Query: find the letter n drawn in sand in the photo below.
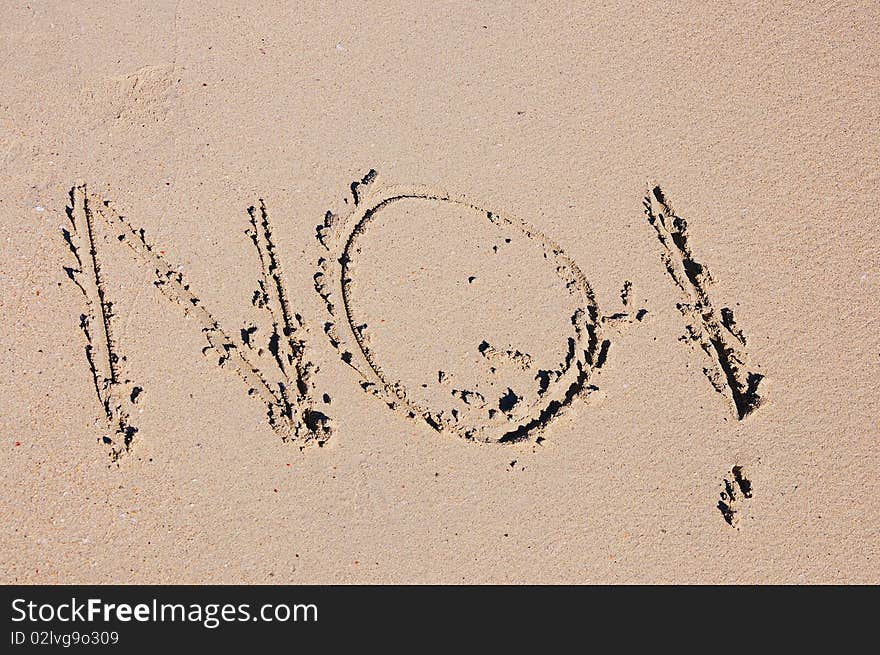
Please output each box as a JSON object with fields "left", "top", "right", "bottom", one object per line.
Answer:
{"left": 63, "top": 185, "right": 332, "bottom": 461}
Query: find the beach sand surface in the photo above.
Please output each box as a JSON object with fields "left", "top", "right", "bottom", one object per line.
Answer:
{"left": 1, "top": 1, "right": 878, "bottom": 583}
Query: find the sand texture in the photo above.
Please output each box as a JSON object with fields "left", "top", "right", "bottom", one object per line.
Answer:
{"left": 1, "top": 2, "right": 878, "bottom": 583}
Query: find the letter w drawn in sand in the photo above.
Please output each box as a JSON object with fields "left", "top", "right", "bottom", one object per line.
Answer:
{"left": 64, "top": 186, "right": 332, "bottom": 461}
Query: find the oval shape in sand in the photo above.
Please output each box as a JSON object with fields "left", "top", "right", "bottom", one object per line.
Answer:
{"left": 317, "top": 186, "right": 602, "bottom": 442}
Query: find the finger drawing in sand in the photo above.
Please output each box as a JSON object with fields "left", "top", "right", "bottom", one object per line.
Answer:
{"left": 63, "top": 185, "right": 332, "bottom": 461}
{"left": 62, "top": 187, "right": 141, "bottom": 461}
{"left": 717, "top": 465, "right": 754, "bottom": 528}
{"left": 10, "top": 4, "right": 874, "bottom": 588}
{"left": 63, "top": 174, "right": 765, "bottom": 460}
{"left": 315, "top": 171, "right": 640, "bottom": 443}
{"left": 644, "top": 186, "right": 765, "bottom": 419}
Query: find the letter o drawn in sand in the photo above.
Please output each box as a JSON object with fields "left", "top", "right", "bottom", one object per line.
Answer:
{"left": 315, "top": 172, "right": 605, "bottom": 443}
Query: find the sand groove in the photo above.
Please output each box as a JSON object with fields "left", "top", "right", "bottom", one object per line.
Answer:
{"left": 246, "top": 200, "right": 332, "bottom": 442}
{"left": 63, "top": 186, "right": 331, "bottom": 456}
{"left": 645, "top": 186, "right": 765, "bottom": 419}
{"left": 63, "top": 186, "right": 139, "bottom": 460}
{"left": 314, "top": 171, "right": 607, "bottom": 443}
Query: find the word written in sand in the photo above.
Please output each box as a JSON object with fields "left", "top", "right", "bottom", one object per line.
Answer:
{"left": 62, "top": 173, "right": 765, "bottom": 461}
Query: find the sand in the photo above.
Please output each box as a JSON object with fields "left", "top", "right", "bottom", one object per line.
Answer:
{"left": 1, "top": 1, "right": 878, "bottom": 583}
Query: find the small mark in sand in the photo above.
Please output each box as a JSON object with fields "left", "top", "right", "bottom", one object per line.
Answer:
{"left": 498, "top": 387, "right": 521, "bottom": 413}
{"left": 717, "top": 465, "right": 753, "bottom": 527}
{"left": 478, "top": 340, "right": 532, "bottom": 370}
